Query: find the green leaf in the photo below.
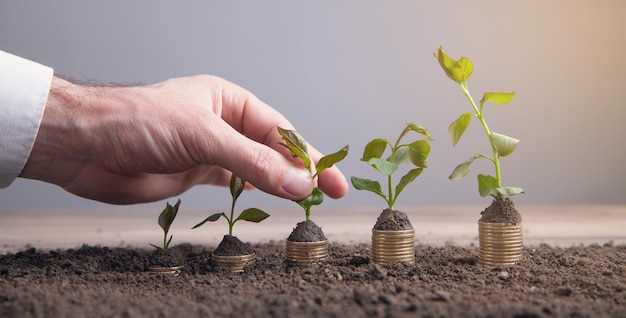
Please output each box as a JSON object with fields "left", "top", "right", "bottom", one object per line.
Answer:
{"left": 368, "top": 158, "right": 398, "bottom": 176}
{"left": 158, "top": 199, "right": 181, "bottom": 233}
{"left": 407, "top": 123, "right": 434, "bottom": 141}
{"left": 434, "top": 46, "right": 455, "bottom": 81}
{"left": 277, "top": 126, "right": 311, "bottom": 170}
{"left": 434, "top": 46, "right": 474, "bottom": 83}
{"left": 457, "top": 57, "right": 474, "bottom": 82}
{"left": 191, "top": 212, "right": 225, "bottom": 229}
{"left": 148, "top": 243, "right": 162, "bottom": 250}
{"left": 492, "top": 132, "right": 519, "bottom": 157}
{"left": 497, "top": 186, "right": 525, "bottom": 196}
{"left": 361, "top": 139, "right": 388, "bottom": 161}
{"left": 351, "top": 176, "right": 387, "bottom": 199}
{"left": 480, "top": 92, "right": 516, "bottom": 106}
{"left": 408, "top": 140, "right": 430, "bottom": 168}
{"left": 449, "top": 112, "right": 472, "bottom": 146}
{"left": 435, "top": 46, "right": 463, "bottom": 83}
{"left": 315, "top": 145, "right": 349, "bottom": 177}
{"left": 230, "top": 174, "right": 245, "bottom": 202}
{"left": 208, "top": 213, "right": 223, "bottom": 222}
{"left": 449, "top": 154, "right": 482, "bottom": 180}
{"left": 235, "top": 208, "right": 270, "bottom": 223}
{"left": 389, "top": 147, "right": 410, "bottom": 165}
{"left": 279, "top": 141, "right": 310, "bottom": 168}
{"left": 296, "top": 187, "right": 324, "bottom": 211}
{"left": 394, "top": 168, "right": 424, "bottom": 200}
{"left": 477, "top": 174, "right": 499, "bottom": 197}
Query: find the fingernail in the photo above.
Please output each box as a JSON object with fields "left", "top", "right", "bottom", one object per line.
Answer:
{"left": 282, "top": 168, "right": 314, "bottom": 198}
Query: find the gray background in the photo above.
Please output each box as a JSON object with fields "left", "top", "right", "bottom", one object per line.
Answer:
{"left": 1, "top": 1, "right": 625, "bottom": 213}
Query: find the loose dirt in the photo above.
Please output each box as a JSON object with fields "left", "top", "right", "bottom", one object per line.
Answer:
{"left": 0, "top": 241, "right": 624, "bottom": 317}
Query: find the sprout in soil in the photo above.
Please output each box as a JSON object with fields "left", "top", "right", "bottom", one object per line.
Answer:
{"left": 351, "top": 123, "right": 433, "bottom": 210}
{"left": 149, "top": 199, "right": 181, "bottom": 251}
{"left": 192, "top": 174, "right": 270, "bottom": 235}
{"left": 277, "top": 127, "right": 349, "bottom": 221}
{"left": 434, "top": 46, "right": 524, "bottom": 198}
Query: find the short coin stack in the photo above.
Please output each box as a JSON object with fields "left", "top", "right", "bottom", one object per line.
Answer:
{"left": 371, "top": 229, "right": 416, "bottom": 264}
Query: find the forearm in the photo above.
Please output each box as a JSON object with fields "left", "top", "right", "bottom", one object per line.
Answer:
{"left": 19, "top": 77, "right": 86, "bottom": 184}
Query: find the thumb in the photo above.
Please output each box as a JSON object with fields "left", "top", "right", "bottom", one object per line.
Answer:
{"left": 207, "top": 121, "right": 315, "bottom": 200}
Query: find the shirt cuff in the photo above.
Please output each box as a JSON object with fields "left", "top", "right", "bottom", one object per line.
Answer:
{"left": 0, "top": 50, "right": 54, "bottom": 188}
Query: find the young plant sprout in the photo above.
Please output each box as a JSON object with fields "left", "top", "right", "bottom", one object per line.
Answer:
{"left": 351, "top": 123, "right": 433, "bottom": 210}
{"left": 149, "top": 199, "right": 181, "bottom": 251}
{"left": 434, "top": 46, "right": 523, "bottom": 198}
{"left": 277, "top": 127, "right": 349, "bottom": 221}
{"left": 192, "top": 174, "right": 270, "bottom": 235}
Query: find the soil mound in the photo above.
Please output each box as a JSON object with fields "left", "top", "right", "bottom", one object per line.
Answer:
{"left": 480, "top": 196, "right": 522, "bottom": 224}
{"left": 212, "top": 235, "right": 254, "bottom": 256}
{"left": 373, "top": 209, "right": 414, "bottom": 230}
{"left": 287, "top": 220, "right": 327, "bottom": 242}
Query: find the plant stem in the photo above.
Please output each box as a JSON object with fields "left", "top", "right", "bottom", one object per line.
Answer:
{"left": 386, "top": 126, "right": 411, "bottom": 210}
{"left": 228, "top": 197, "right": 236, "bottom": 236}
{"left": 163, "top": 232, "right": 167, "bottom": 251}
{"left": 307, "top": 164, "right": 314, "bottom": 220}
{"left": 387, "top": 174, "right": 394, "bottom": 210}
{"left": 460, "top": 82, "right": 502, "bottom": 187}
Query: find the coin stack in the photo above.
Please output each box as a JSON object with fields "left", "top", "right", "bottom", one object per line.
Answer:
{"left": 147, "top": 265, "right": 183, "bottom": 276}
{"left": 212, "top": 253, "right": 256, "bottom": 273}
{"left": 371, "top": 229, "right": 416, "bottom": 264}
{"left": 478, "top": 221, "right": 523, "bottom": 266}
{"left": 286, "top": 240, "right": 329, "bottom": 266}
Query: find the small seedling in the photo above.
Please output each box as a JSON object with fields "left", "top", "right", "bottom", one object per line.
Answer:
{"left": 351, "top": 123, "right": 433, "bottom": 210}
{"left": 192, "top": 174, "right": 270, "bottom": 235}
{"left": 434, "top": 46, "right": 523, "bottom": 198}
{"left": 150, "top": 199, "right": 181, "bottom": 251}
{"left": 277, "top": 127, "right": 349, "bottom": 221}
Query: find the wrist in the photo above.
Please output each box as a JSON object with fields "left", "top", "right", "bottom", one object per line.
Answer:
{"left": 19, "top": 77, "right": 91, "bottom": 183}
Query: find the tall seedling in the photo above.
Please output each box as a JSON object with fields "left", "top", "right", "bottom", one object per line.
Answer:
{"left": 434, "top": 46, "right": 524, "bottom": 266}
{"left": 434, "top": 46, "right": 523, "bottom": 199}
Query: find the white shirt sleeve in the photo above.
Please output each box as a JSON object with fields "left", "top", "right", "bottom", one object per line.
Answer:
{"left": 0, "top": 50, "right": 54, "bottom": 188}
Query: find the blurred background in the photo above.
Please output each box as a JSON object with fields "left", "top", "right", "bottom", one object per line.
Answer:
{"left": 1, "top": 1, "right": 625, "bottom": 215}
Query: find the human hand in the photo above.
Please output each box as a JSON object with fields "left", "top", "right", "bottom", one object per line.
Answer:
{"left": 20, "top": 75, "right": 348, "bottom": 204}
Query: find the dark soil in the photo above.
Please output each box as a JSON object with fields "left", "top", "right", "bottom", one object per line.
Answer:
{"left": 480, "top": 196, "right": 522, "bottom": 224}
{"left": 147, "top": 248, "right": 184, "bottom": 267}
{"left": 287, "top": 220, "right": 327, "bottom": 242}
{"left": 1, "top": 242, "right": 625, "bottom": 317}
{"left": 372, "top": 209, "right": 414, "bottom": 231}
{"left": 213, "top": 235, "right": 254, "bottom": 256}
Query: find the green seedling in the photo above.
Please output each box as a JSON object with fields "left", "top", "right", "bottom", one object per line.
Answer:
{"left": 277, "top": 127, "right": 349, "bottom": 222}
{"left": 351, "top": 123, "right": 433, "bottom": 210}
{"left": 434, "top": 46, "right": 524, "bottom": 198}
{"left": 150, "top": 199, "right": 181, "bottom": 251}
{"left": 192, "top": 174, "right": 270, "bottom": 235}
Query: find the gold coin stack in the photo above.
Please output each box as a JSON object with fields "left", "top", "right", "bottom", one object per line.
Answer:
{"left": 212, "top": 253, "right": 256, "bottom": 273}
{"left": 286, "top": 240, "right": 329, "bottom": 266}
{"left": 478, "top": 221, "right": 523, "bottom": 266}
{"left": 371, "top": 229, "right": 415, "bottom": 264}
{"left": 147, "top": 265, "right": 183, "bottom": 276}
